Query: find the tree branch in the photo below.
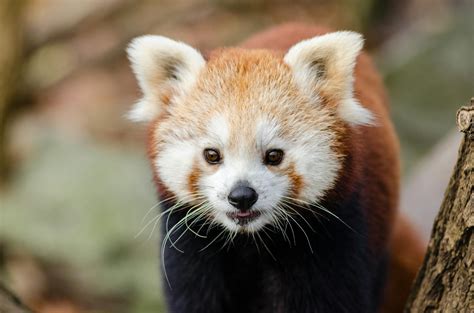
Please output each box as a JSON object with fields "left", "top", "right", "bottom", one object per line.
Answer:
{"left": 404, "top": 98, "right": 474, "bottom": 311}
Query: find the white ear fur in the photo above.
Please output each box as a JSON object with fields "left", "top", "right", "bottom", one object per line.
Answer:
{"left": 284, "top": 31, "right": 375, "bottom": 126}
{"left": 127, "top": 35, "right": 205, "bottom": 122}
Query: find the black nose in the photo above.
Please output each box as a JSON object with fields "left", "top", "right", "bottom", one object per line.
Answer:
{"left": 228, "top": 186, "right": 258, "bottom": 211}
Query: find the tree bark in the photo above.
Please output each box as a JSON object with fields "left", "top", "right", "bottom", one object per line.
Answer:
{"left": 404, "top": 99, "right": 474, "bottom": 312}
{"left": 0, "top": 282, "right": 34, "bottom": 313}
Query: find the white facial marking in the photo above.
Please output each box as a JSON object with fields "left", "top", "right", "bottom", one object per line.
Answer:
{"left": 290, "top": 136, "right": 340, "bottom": 201}
{"left": 206, "top": 114, "right": 230, "bottom": 147}
{"left": 255, "top": 118, "right": 287, "bottom": 150}
{"left": 156, "top": 141, "right": 197, "bottom": 200}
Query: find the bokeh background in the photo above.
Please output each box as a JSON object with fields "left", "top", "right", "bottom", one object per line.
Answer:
{"left": 0, "top": 0, "right": 472, "bottom": 312}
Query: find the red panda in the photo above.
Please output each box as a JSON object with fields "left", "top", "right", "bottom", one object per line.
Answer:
{"left": 127, "top": 23, "right": 424, "bottom": 313}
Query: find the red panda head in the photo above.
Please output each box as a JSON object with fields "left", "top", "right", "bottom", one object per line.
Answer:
{"left": 128, "top": 32, "right": 374, "bottom": 233}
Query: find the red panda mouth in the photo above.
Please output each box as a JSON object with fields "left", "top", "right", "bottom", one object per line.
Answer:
{"left": 226, "top": 211, "right": 262, "bottom": 226}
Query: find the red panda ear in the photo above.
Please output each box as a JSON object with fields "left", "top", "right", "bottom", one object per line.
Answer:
{"left": 284, "top": 31, "right": 375, "bottom": 126}
{"left": 127, "top": 36, "right": 205, "bottom": 122}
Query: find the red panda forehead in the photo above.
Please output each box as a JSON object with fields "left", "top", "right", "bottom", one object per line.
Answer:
{"left": 204, "top": 48, "right": 287, "bottom": 74}
{"left": 189, "top": 49, "right": 319, "bottom": 122}
{"left": 196, "top": 49, "right": 340, "bottom": 134}
{"left": 157, "top": 48, "right": 343, "bottom": 146}
{"left": 201, "top": 48, "right": 293, "bottom": 93}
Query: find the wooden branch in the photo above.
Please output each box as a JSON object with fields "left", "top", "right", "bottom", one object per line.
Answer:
{"left": 404, "top": 99, "right": 474, "bottom": 311}
{"left": 0, "top": 282, "right": 34, "bottom": 313}
{"left": 457, "top": 98, "right": 474, "bottom": 137}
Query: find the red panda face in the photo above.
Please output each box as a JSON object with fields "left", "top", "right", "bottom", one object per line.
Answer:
{"left": 128, "top": 33, "right": 374, "bottom": 233}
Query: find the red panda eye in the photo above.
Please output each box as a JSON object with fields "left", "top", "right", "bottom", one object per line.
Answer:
{"left": 264, "top": 149, "right": 284, "bottom": 166}
{"left": 204, "top": 148, "right": 222, "bottom": 164}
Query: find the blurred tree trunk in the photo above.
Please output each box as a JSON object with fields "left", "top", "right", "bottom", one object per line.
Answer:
{"left": 0, "top": 0, "right": 24, "bottom": 184}
{"left": 404, "top": 99, "right": 474, "bottom": 312}
{"left": 0, "top": 282, "right": 34, "bottom": 313}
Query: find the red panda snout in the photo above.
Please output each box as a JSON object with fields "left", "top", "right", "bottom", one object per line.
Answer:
{"left": 227, "top": 184, "right": 259, "bottom": 212}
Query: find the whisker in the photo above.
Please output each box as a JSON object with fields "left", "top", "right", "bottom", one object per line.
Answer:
{"left": 279, "top": 202, "right": 316, "bottom": 233}
{"left": 135, "top": 200, "right": 186, "bottom": 239}
{"left": 147, "top": 213, "right": 163, "bottom": 241}
{"left": 185, "top": 204, "right": 212, "bottom": 238}
{"left": 281, "top": 196, "right": 356, "bottom": 233}
{"left": 169, "top": 204, "right": 211, "bottom": 248}
{"left": 157, "top": 192, "right": 212, "bottom": 289}
{"left": 139, "top": 194, "right": 181, "bottom": 225}
{"left": 275, "top": 205, "right": 296, "bottom": 246}
{"left": 280, "top": 207, "right": 314, "bottom": 253}
{"left": 140, "top": 202, "right": 161, "bottom": 225}
{"left": 167, "top": 199, "right": 211, "bottom": 249}
{"left": 251, "top": 232, "right": 261, "bottom": 255}
{"left": 199, "top": 225, "right": 226, "bottom": 252}
{"left": 270, "top": 209, "right": 291, "bottom": 245}
{"left": 256, "top": 231, "right": 276, "bottom": 261}
{"left": 147, "top": 198, "right": 204, "bottom": 241}
{"left": 219, "top": 229, "right": 236, "bottom": 251}
{"left": 313, "top": 203, "right": 357, "bottom": 233}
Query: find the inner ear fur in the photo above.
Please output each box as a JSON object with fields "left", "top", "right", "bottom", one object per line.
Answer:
{"left": 284, "top": 31, "right": 375, "bottom": 126}
{"left": 309, "top": 57, "right": 327, "bottom": 79}
{"left": 127, "top": 35, "right": 205, "bottom": 122}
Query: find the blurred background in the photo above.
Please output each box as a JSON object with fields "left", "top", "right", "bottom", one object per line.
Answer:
{"left": 0, "top": 0, "right": 472, "bottom": 312}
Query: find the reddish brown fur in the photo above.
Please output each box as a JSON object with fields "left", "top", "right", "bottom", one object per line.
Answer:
{"left": 145, "top": 23, "right": 424, "bottom": 312}
{"left": 382, "top": 215, "right": 425, "bottom": 313}
{"left": 240, "top": 23, "right": 425, "bottom": 312}
{"left": 241, "top": 23, "right": 398, "bottom": 249}
{"left": 187, "top": 164, "right": 201, "bottom": 196}
{"left": 286, "top": 163, "right": 304, "bottom": 198}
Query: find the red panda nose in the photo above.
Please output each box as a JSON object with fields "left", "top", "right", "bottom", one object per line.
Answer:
{"left": 228, "top": 186, "right": 258, "bottom": 212}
